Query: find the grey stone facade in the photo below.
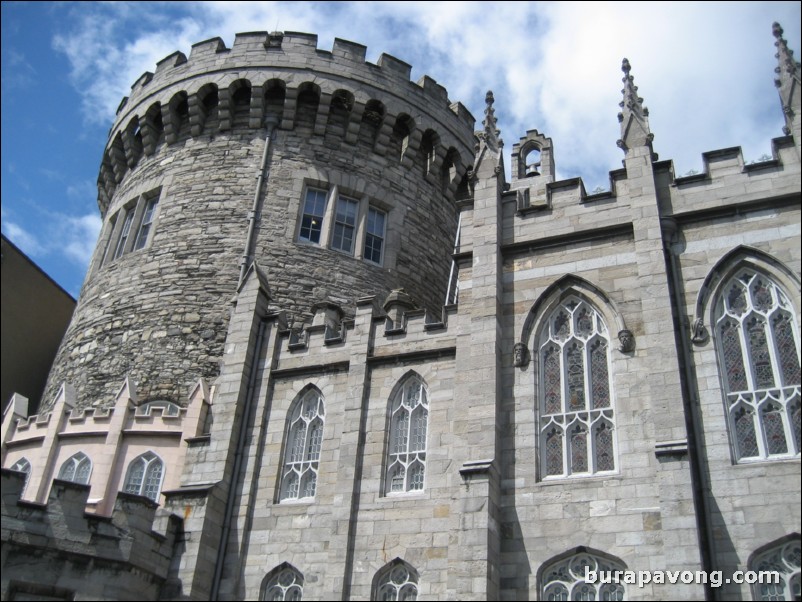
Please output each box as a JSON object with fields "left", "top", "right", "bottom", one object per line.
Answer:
{"left": 2, "top": 25, "right": 800, "bottom": 601}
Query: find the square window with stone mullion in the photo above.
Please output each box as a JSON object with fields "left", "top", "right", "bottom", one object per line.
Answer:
{"left": 364, "top": 207, "right": 386, "bottom": 264}
{"left": 133, "top": 197, "right": 159, "bottom": 250}
{"left": 331, "top": 196, "right": 359, "bottom": 254}
{"left": 112, "top": 210, "right": 135, "bottom": 259}
{"left": 299, "top": 188, "right": 328, "bottom": 244}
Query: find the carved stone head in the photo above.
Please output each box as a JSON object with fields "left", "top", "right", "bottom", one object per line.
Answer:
{"left": 513, "top": 342, "right": 529, "bottom": 367}
{"left": 617, "top": 329, "right": 635, "bottom": 353}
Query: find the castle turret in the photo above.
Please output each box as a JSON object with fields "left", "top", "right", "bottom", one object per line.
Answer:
{"left": 40, "top": 32, "right": 476, "bottom": 410}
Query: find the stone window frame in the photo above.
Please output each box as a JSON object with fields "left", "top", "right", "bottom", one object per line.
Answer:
{"left": 9, "top": 457, "right": 31, "bottom": 495}
{"left": 383, "top": 372, "right": 429, "bottom": 496}
{"left": 712, "top": 268, "right": 801, "bottom": 463}
{"left": 99, "top": 188, "right": 162, "bottom": 269}
{"left": 260, "top": 563, "right": 304, "bottom": 601}
{"left": 295, "top": 183, "right": 389, "bottom": 267}
{"left": 278, "top": 387, "right": 326, "bottom": 503}
{"left": 57, "top": 451, "right": 92, "bottom": 485}
{"left": 372, "top": 558, "right": 419, "bottom": 601}
{"left": 536, "top": 295, "right": 618, "bottom": 480}
{"left": 539, "top": 547, "right": 627, "bottom": 600}
{"left": 748, "top": 535, "right": 801, "bottom": 601}
{"left": 122, "top": 451, "right": 165, "bottom": 502}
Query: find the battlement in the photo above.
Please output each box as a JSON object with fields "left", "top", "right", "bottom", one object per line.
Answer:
{"left": 1, "top": 469, "right": 181, "bottom": 600}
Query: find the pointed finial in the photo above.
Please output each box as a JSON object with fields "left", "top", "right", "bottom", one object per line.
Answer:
{"left": 617, "top": 58, "right": 655, "bottom": 156}
{"left": 481, "top": 90, "right": 502, "bottom": 153}
{"left": 772, "top": 22, "right": 800, "bottom": 137}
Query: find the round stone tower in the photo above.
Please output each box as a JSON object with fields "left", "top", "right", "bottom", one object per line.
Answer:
{"left": 41, "top": 31, "right": 475, "bottom": 410}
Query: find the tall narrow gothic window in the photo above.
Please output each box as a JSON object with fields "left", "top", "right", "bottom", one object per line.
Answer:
{"left": 58, "top": 452, "right": 92, "bottom": 485}
{"left": 541, "top": 550, "right": 627, "bottom": 600}
{"left": 538, "top": 297, "right": 616, "bottom": 478}
{"left": 262, "top": 564, "right": 304, "bottom": 601}
{"left": 374, "top": 559, "right": 419, "bottom": 601}
{"left": 280, "top": 389, "right": 325, "bottom": 501}
{"left": 750, "top": 538, "right": 801, "bottom": 601}
{"left": 385, "top": 375, "right": 429, "bottom": 494}
{"left": 122, "top": 451, "right": 164, "bottom": 501}
{"left": 714, "top": 271, "right": 801, "bottom": 461}
{"left": 9, "top": 457, "right": 31, "bottom": 494}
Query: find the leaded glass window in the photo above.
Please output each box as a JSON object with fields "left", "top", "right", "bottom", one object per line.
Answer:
{"left": 262, "top": 565, "right": 303, "bottom": 601}
{"left": 538, "top": 297, "right": 616, "bottom": 478}
{"left": 57, "top": 452, "right": 92, "bottom": 485}
{"left": 122, "top": 451, "right": 164, "bottom": 502}
{"left": 9, "top": 457, "right": 31, "bottom": 494}
{"left": 375, "top": 560, "right": 419, "bottom": 601}
{"left": 280, "top": 389, "right": 325, "bottom": 501}
{"left": 714, "top": 271, "right": 801, "bottom": 461}
{"left": 541, "top": 551, "right": 627, "bottom": 601}
{"left": 750, "top": 538, "right": 801, "bottom": 601}
{"left": 386, "top": 375, "right": 429, "bottom": 494}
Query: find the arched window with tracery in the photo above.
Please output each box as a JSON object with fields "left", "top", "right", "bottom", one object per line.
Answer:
{"left": 280, "top": 388, "right": 325, "bottom": 501}
{"left": 540, "top": 549, "right": 626, "bottom": 600}
{"left": 122, "top": 451, "right": 164, "bottom": 502}
{"left": 9, "top": 457, "right": 31, "bottom": 494}
{"left": 261, "top": 563, "right": 304, "bottom": 601}
{"left": 714, "top": 270, "right": 801, "bottom": 461}
{"left": 373, "top": 558, "right": 419, "bottom": 601}
{"left": 58, "top": 452, "right": 92, "bottom": 484}
{"left": 538, "top": 296, "right": 616, "bottom": 478}
{"left": 749, "top": 536, "right": 801, "bottom": 601}
{"left": 385, "top": 374, "right": 429, "bottom": 494}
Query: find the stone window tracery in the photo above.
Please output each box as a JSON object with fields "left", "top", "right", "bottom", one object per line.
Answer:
{"left": 750, "top": 538, "right": 801, "bottom": 601}
{"left": 9, "top": 457, "right": 31, "bottom": 494}
{"left": 541, "top": 550, "right": 627, "bottom": 600}
{"left": 122, "top": 451, "right": 164, "bottom": 502}
{"left": 280, "top": 389, "right": 325, "bottom": 502}
{"left": 58, "top": 452, "right": 92, "bottom": 485}
{"left": 374, "top": 559, "right": 419, "bottom": 601}
{"left": 262, "top": 564, "right": 304, "bottom": 601}
{"left": 385, "top": 375, "right": 429, "bottom": 495}
{"left": 538, "top": 296, "right": 616, "bottom": 478}
{"left": 714, "top": 270, "right": 801, "bottom": 462}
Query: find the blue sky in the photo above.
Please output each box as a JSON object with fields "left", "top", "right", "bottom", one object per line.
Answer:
{"left": 2, "top": 1, "right": 800, "bottom": 297}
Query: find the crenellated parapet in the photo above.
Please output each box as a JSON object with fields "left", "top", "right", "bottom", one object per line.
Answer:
{"left": 1, "top": 469, "right": 181, "bottom": 601}
{"left": 98, "top": 31, "right": 476, "bottom": 212}
{"left": 2, "top": 376, "right": 210, "bottom": 515}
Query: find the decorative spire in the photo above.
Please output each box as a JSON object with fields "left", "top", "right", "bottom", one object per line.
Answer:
{"left": 617, "top": 58, "right": 654, "bottom": 156}
{"left": 772, "top": 22, "right": 800, "bottom": 136}
{"left": 481, "top": 90, "right": 502, "bottom": 154}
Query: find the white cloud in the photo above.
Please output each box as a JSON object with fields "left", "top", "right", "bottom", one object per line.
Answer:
{"left": 1, "top": 211, "right": 100, "bottom": 268}
{"left": 3, "top": 221, "right": 46, "bottom": 258}
{"left": 51, "top": 1, "right": 801, "bottom": 188}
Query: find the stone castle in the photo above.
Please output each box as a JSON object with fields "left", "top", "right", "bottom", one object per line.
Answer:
{"left": 1, "top": 24, "right": 800, "bottom": 601}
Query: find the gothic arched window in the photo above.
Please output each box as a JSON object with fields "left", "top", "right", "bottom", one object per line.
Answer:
{"left": 57, "top": 452, "right": 92, "bottom": 485}
{"left": 538, "top": 296, "right": 616, "bottom": 478}
{"left": 714, "top": 270, "right": 801, "bottom": 461}
{"left": 9, "top": 457, "right": 31, "bottom": 494}
{"left": 262, "top": 564, "right": 304, "bottom": 601}
{"left": 280, "top": 388, "right": 325, "bottom": 501}
{"left": 749, "top": 537, "right": 801, "bottom": 601}
{"left": 122, "top": 451, "right": 164, "bottom": 501}
{"left": 374, "top": 559, "right": 419, "bottom": 601}
{"left": 385, "top": 374, "right": 429, "bottom": 494}
{"left": 541, "top": 549, "right": 627, "bottom": 600}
